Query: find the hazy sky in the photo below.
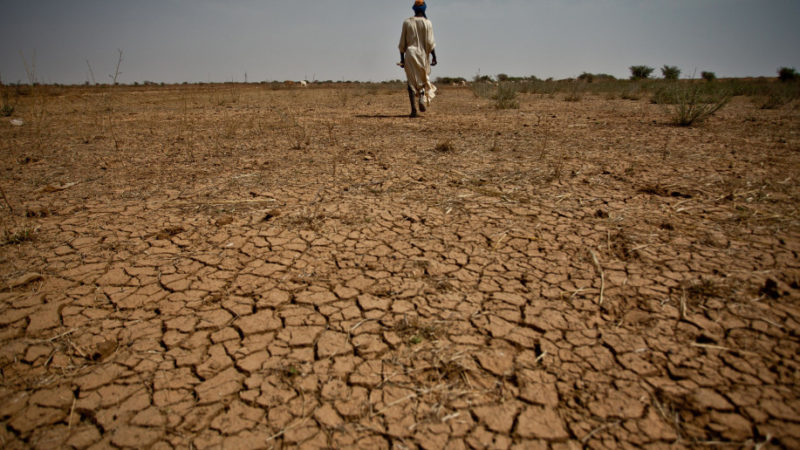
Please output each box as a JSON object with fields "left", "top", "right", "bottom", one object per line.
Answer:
{"left": 1, "top": 0, "right": 798, "bottom": 84}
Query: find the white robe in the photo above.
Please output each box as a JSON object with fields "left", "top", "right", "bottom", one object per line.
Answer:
{"left": 399, "top": 16, "right": 436, "bottom": 106}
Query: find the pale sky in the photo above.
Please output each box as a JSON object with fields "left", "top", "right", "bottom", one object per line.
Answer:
{"left": 0, "top": 0, "right": 798, "bottom": 84}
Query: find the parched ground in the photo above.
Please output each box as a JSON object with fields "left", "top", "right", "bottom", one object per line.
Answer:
{"left": 0, "top": 83, "right": 799, "bottom": 449}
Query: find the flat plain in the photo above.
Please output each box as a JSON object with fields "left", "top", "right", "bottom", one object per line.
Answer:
{"left": 1, "top": 82, "right": 799, "bottom": 449}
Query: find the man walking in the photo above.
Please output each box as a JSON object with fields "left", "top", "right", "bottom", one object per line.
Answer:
{"left": 399, "top": 0, "right": 437, "bottom": 118}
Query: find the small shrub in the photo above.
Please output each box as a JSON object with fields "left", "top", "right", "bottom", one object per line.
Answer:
{"left": 664, "top": 83, "right": 730, "bottom": 126}
{"left": 471, "top": 82, "right": 493, "bottom": 99}
{"left": 3, "top": 228, "right": 34, "bottom": 245}
{"left": 563, "top": 82, "right": 583, "bottom": 102}
{"left": 494, "top": 82, "right": 519, "bottom": 109}
{"left": 661, "top": 65, "right": 681, "bottom": 80}
{"left": 701, "top": 71, "right": 716, "bottom": 82}
{"left": 778, "top": 67, "right": 798, "bottom": 82}
{"left": 759, "top": 83, "right": 800, "bottom": 109}
{"left": 621, "top": 83, "right": 643, "bottom": 100}
{"left": 0, "top": 104, "right": 13, "bottom": 117}
{"left": 629, "top": 65, "right": 654, "bottom": 80}
{"left": 652, "top": 86, "right": 678, "bottom": 104}
{"left": 577, "top": 72, "right": 594, "bottom": 83}
{"left": 435, "top": 140, "right": 456, "bottom": 152}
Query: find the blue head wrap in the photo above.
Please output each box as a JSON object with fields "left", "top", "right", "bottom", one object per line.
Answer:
{"left": 413, "top": 3, "right": 427, "bottom": 18}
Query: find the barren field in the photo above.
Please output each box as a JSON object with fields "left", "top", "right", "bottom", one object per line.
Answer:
{"left": 1, "top": 83, "right": 799, "bottom": 449}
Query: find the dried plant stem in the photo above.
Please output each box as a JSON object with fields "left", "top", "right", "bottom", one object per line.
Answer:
{"left": 0, "top": 185, "right": 14, "bottom": 214}
{"left": 67, "top": 396, "right": 77, "bottom": 430}
{"left": 581, "top": 420, "right": 621, "bottom": 443}
{"left": 680, "top": 288, "right": 688, "bottom": 320}
{"left": 371, "top": 393, "right": 418, "bottom": 417}
{"left": 589, "top": 249, "right": 605, "bottom": 305}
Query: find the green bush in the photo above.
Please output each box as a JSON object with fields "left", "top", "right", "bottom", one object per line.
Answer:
{"left": 778, "top": 67, "right": 798, "bottom": 82}
{"left": 701, "top": 71, "right": 716, "bottom": 82}
{"left": 629, "top": 65, "right": 654, "bottom": 80}
{"left": 0, "top": 104, "right": 13, "bottom": 117}
{"left": 661, "top": 65, "right": 681, "bottom": 80}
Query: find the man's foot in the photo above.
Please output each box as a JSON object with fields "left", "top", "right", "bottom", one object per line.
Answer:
{"left": 409, "top": 111, "right": 418, "bottom": 118}
{"left": 418, "top": 99, "right": 426, "bottom": 112}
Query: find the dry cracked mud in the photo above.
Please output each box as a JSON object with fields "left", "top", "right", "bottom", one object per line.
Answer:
{"left": 1, "top": 83, "right": 799, "bottom": 449}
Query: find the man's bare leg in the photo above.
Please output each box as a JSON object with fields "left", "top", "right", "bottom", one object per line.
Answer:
{"left": 418, "top": 90, "right": 426, "bottom": 112}
{"left": 408, "top": 85, "right": 418, "bottom": 118}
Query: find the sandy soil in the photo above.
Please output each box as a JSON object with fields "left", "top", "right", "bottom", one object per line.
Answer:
{"left": 1, "top": 83, "right": 799, "bottom": 449}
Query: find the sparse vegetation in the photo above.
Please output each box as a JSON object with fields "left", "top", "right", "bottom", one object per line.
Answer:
{"left": 659, "top": 82, "right": 730, "bottom": 126}
{"left": 563, "top": 82, "right": 583, "bottom": 102}
{"left": 0, "top": 75, "right": 13, "bottom": 117}
{"left": 471, "top": 81, "right": 494, "bottom": 99}
{"left": 2, "top": 227, "right": 34, "bottom": 245}
{"left": 493, "top": 82, "right": 519, "bottom": 109}
{"left": 758, "top": 82, "right": 800, "bottom": 109}
{"left": 470, "top": 80, "right": 519, "bottom": 109}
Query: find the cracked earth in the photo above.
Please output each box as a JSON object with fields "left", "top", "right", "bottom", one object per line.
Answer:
{"left": 1, "top": 84, "right": 799, "bottom": 449}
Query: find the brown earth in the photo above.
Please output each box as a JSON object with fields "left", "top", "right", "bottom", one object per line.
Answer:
{"left": 1, "top": 83, "right": 799, "bottom": 449}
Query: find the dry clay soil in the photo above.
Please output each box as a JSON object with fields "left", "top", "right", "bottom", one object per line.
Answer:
{"left": 1, "top": 84, "right": 799, "bottom": 449}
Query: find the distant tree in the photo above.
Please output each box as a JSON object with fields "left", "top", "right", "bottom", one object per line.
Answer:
{"left": 577, "top": 72, "right": 594, "bottom": 83}
{"left": 661, "top": 65, "right": 681, "bottom": 80}
{"left": 629, "top": 65, "right": 654, "bottom": 80}
{"left": 778, "top": 67, "right": 798, "bottom": 82}
{"left": 497, "top": 73, "right": 509, "bottom": 82}
{"left": 701, "top": 71, "right": 716, "bottom": 82}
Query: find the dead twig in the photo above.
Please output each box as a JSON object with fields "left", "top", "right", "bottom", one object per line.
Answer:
{"left": 0, "top": 184, "right": 14, "bottom": 214}
{"left": 370, "top": 393, "right": 418, "bottom": 418}
{"left": 67, "top": 396, "right": 77, "bottom": 430}
{"left": 589, "top": 249, "right": 605, "bottom": 305}
{"left": 680, "top": 288, "right": 688, "bottom": 320}
{"left": 265, "top": 415, "right": 311, "bottom": 442}
{"left": 581, "top": 420, "right": 621, "bottom": 443}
